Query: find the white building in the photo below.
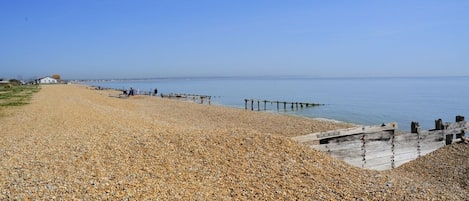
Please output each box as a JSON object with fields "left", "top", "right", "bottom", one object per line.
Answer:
{"left": 38, "top": 77, "right": 58, "bottom": 84}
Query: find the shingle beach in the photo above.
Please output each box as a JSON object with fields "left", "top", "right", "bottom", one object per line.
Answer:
{"left": 1, "top": 84, "right": 467, "bottom": 200}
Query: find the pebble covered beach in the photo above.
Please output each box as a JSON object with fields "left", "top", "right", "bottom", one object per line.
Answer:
{"left": 1, "top": 84, "right": 467, "bottom": 200}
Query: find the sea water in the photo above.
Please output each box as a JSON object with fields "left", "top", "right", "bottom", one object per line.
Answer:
{"left": 83, "top": 76, "right": 469, "bottom": 131}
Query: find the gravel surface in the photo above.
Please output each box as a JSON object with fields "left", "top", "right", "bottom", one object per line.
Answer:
{"left": 1, "top": 84, "right": 467, "bottom": 200}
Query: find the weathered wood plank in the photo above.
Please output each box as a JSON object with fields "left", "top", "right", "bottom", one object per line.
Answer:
{"left": 364, "top": 148, "right": 393, "bottom": 157}
{"left": 365, "top": 150, "right": 394, "bottom": 159}
{"left": 394, "top": 152, "right": 419, "bottom": 162}
{"left": 393, "top": 142, "right": 418, "bottom": 152}
{"left": 294, "top": 123, "right": 397, "bottom": 143}
{"left": 420, "top": 141, "right": 445, "bottom": 150}
{"left": 364, "top": 132, "right": 393, "bottom": 141}
{"left": 327, "top": 148, "right": 364, "bottom": 158}
{"left": 394, "top": 134, "right": 419, "bottom": 146}
{"left": 338, "top": 157, "right": 364, "bottom": 164}
{"left": 393, "top": 145, "right": 418, "bottom": 153}
{"left": 364, "top": 156, "right": 393, "bottom": 167}
{"left": 364, "top": 141, "right": 392, "bottom": 149}
{"left": 394, "top": 133, "right": 418, "bottom": 141}
{"left": 419, "top": 134, "right": 444, "bottom": 143}
{"left": 313, "top": 140, "right": 363, "bottom": 151}
{"left": 324, "top": 134, "right": 364, "bottom": 144}
{"left": 420, "top": 148, "right": 439, "bottom": 156}
{"left": 445, "top": 121, "right": 468, "bottom": 130}
{"left": 425, "top": 128, "right": 466, "bottom": 136}
{"left": 364, "top": 163, "right": 393, "bottom": 171}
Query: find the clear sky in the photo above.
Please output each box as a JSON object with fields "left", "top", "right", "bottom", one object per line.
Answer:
{"left": 1, "top": 0, "right": 468, "bottom": 79}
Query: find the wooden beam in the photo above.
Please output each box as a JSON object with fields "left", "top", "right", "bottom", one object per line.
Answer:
{"left": 292, "top": 123, "right": 397, "bottom": 143}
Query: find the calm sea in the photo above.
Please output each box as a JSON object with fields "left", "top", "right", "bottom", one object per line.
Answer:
{"left": 83, "top": 76, "right": 469, "bottom": 131}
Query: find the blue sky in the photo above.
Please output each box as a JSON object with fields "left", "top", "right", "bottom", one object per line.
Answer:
{"left": 1, "top": 0, "right": 468, "bottom": 79}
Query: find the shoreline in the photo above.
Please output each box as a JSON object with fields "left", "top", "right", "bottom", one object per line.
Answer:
{"left": 73, "top": 75, "right": 469, "bottom": 83}
{"left": 91, "top": 84, "right": 357, "bottom": 130}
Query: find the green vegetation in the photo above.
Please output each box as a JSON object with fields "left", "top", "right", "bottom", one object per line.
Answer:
{"left": 0, "top": 85, "right": 41, "bottom": 107}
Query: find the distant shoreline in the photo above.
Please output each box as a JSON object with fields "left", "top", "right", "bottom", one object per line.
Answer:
{"left": 70, "top": 75, "right": 469, "bottom": 83}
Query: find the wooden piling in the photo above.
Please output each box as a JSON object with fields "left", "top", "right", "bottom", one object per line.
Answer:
{"left": 445, "top": 134, "right": 453, "bottom": 145}
{"left": 435, "top": 119, "right": 444, "bottom": 130}
{"left": 456, "top": 130, "right": 465, "bottom": 140}
{"left": 456, "top": 115, "right": 465, "bottom": 139}
{"left": 243, "top": 99, "right": 324, "bottom": 111}
{"left": 411, "top": 122, "right": 419, "bottom": 133}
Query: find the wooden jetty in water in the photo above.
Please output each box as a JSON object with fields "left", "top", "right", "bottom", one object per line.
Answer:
{"left": 292, "top": 116, "right": 468, "bottom": 171}
{"left": 244, "top": 99, "right": 323, "bottom": 111}
{"left": 161, "top": 93, "right": 211, "bottom": 105}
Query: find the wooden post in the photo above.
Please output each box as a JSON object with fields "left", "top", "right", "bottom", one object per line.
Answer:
{"left": 245, "top": 99, "right": 248, "bottom": 110}
{"left": 283, "top": 102, "right": 287, "bottom": 110}
{"left": 208, "top": 96, "right": 211, "bottom": 105}
{"left": 251, "top": 99, "right": 254, "bottom": 111}
{"left": 456, "top": 130, "right": 464, "bottom": 140}
{"left": 435, "top": 119, "right": 444, "bottom": 130}
{"left": 276, "top": 101, "right": 279, "bottom": 111}
{"left": 446, "top": 134, "right": 453, "bottom": 145}
{"left": 264, "top": 100, "right": 267, "bottom": 110}
{"left": 456, "top": 115, "right": 465, "bottom": 139}
{"left": 411, "top": 122, "right": 419, "bottom": 133}
{"left": 257, "top": 100, "right": 260, "bottom": 111}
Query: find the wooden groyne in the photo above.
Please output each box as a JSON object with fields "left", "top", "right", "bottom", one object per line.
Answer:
{"left": 95, "top": 86, "right": 213, "bottom": 105}
{"left": 293, "top": 116, "right": 468, "bottom": 171}
{"left": 161, "top": 93, "right": 211, "bottom": 105}
{"left": 244, "top": 99, "right": 323, "bottom": 111}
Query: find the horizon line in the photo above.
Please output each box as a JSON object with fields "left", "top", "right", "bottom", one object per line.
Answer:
{"left": 70, "top": 74, "right": 469, "bottom": 81}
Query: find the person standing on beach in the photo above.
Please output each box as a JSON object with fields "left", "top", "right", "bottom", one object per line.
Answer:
{"left": 154, "top": 88, "right": 158, "bottom": 96}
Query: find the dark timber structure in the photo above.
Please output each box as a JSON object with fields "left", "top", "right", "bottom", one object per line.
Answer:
{"left": 161, "top": 93, "right": 211, "bottom": 105}
{"left": 244, "top": 99, "right": 323, "bottom": 111}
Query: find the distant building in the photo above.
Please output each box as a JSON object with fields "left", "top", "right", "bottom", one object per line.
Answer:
{"left": 38, "top": 77, "right": 58, "bottom": 84}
